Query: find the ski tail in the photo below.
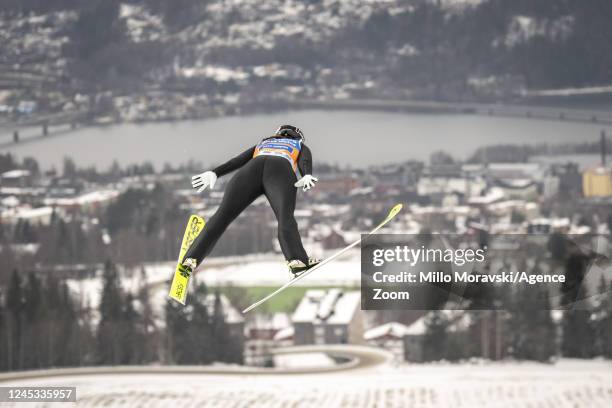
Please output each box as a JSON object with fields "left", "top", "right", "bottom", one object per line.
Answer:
{"left": 241, "top": 203, "right": 403, "bottom": 313}
{"left": 168, "top": 214, "right": 206, "bottom": 305}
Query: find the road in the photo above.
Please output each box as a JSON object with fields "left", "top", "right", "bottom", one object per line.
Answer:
{"left": 0, "top": 345, "right": 393, "bottom": 383}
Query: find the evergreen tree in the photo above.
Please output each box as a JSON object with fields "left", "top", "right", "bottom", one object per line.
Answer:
{"left": 191, "top": 284, "right": 213, "bottom": 364}
{"left": 137, "top": 267, "right": 156, "bottom": 363}
{"left": 6, "top": 270, "right": 24, "bottom": 370}
{"left": 57, "top": 280, "right": 80, "bottom": 367}
{"left": 14, "top": 220, "right": 37, "bottom": 244}
{"left": 106, "top": 188, "right": 149, "bottom": 234}
{"left": 69, "top": 0, "right": 125, "bottom": 60}
{"left": 96, "top": 260, "right": 124, "bottom": 364}
{"left": 22, "top": 157, "right": 40, "bottom": 178}
{"left": 0, "top": 288, "right": 6, "bottom": 371}
{"left": 510, "top": 285, "right": 555, "bottom": 361}
{"left": 164, "top": 283, "right": 239, "bottom": 365}
{"left": 561, "top": 250, "right": 589, "bottom": 306}
{"left": 211, "top": 290, "right": 240, "bottom": 363}
{"left": 423, "top": 311, "right": 449, "bottom": 361}
{"left": 121, "top": 293, "right": 142, "bottom": 364}
{"left": 22, "top": 272, "right": 43, "bottom": 369}
{"left": 0, "top": 153, "right": 17, "bottom": 174}
{"left": 509, "top": 262, "right": 556, "bottom": 361}
{"left": 0, "top": 270, "right": 92, "bottom": 371}
{"left": 76, "top": 294, "right": 96, "bottom": 367}
{"left": 547, "top": 232, "right": 567, "bottom": 263}
{"left": 561, "top": 308, "right": 594, "bottom": 358}
{"left": 604, "top": 281, "right": 612, "bottom": 358}
{"left": 538, "top": 293, "right": 556, "bottom": 360}
{"left": 62, "top": 157, "right": 77, "bottom": 179}
{"left": 24, "top": 272, "right": 42, "bottom": 323}
{"left": 593, "top": 276, "right": 612, "bottom": 358}
{"left": 210, "top": 291, "right": 226, "bottom": 360}
{"left": 560, "top": 251, "right": 594, "bottom": 358}
{"left": 44, "top": 275, "right": 64, "bottom": 367}
{"left": 209, "top": 290, "right": 243, "bottom": 365}
{"left": 164, "top": 299, "right": 191, "bottom": 364}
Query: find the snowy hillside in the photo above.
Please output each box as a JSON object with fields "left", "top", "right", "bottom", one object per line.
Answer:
{"left": 4, "top": 0, "right": 611, "bottom": 121}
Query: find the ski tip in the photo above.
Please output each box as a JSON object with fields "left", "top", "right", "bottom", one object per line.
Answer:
{"left": 243, "top": 298, "right": 266, "bottom": 313}
{"left": 387, "top": 203, "right": 403, "bottom": 220}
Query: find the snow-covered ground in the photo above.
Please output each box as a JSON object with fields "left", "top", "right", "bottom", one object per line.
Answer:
{"left": 273, "top": 352, "right": 336, "bottom": 369}
{"left": 0, "top": 359, "right": 610, "bottom": 407}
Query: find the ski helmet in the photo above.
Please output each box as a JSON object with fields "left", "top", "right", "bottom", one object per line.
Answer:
{"left": 275, "top": 124, "right": 304, "bottom": 141}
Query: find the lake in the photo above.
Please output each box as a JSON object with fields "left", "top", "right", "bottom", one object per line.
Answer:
{"left": 1, "top": 110, "right": 610, "bottom": 171}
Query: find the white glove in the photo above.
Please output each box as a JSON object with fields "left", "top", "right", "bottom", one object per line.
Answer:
{"left": 294, "top": 175, "right": 318, "bottom": 191}
{"left": 192, "top": 171, "right": 217, "bottom": 193}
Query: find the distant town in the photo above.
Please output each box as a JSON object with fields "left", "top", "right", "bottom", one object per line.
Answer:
{"left": 1, "top": 130, "right": 611, "bottom": 370}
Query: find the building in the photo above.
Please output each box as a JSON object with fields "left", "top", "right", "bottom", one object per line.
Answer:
{"left": 244, "top": 313, "right": 291, "bottom": 366}
{"left": 401, "top": 311, "right": 473, "bottom": 362}
{"left": 321, "top": 230, "right": 347, "bottom": 249}
{"left": 402, "top": 317, "right": 427, "bottom": 362}
{"left": 492, "top": 179, "right": 538, "bottom": 200}
{"left": 527, "top": 217, "right": 571, "bottom": 234}
{"left": 292, "top": 289, "right": 363, "bottom": 345}
{"left": 583, "top": 166, "right": 612, "bottom": 197}
{"left": 316, "top": 176, "right": 361, "bottom": 196}
{"left": 0, "top": 169, "right": 32, "bottom": 188}
{"left": 417, "top": 165, "right": 486, "bottom": 204}
{"left": 553, "top": 162, "right": 582, "bottom": 196}
{"left": 364, "top": 322, "right": 410, "bottom": 362}
{"left": 43, "top": 189, "right": 120, "bottom": 215}
{"left": 486, "top": 200, "right": 539, "bottom": 220}
{"left": 370, "top": 162, "right": 422, "bottom": 187}
{"left": 0, "top": 205, "right": 56, "bottom": 225}
{"left": 582, "top": 132, "right": 612, "bottom": 197}
{"left": 542, "top": 173, "right": 561, "bottom": 198}
{"left": 486, "top": 163, "right": 543, "bottom": 181}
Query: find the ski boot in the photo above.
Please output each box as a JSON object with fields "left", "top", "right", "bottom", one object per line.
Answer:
{"left": 179, "top": 257, "right": 197, "bottom": 278}
{"left": 288, "top": 257, "right": 321, "bottom": 278}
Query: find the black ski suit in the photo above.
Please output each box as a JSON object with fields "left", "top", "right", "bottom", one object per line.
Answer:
{"left": 183, "top": 138, "right": 312, "bottom": 266}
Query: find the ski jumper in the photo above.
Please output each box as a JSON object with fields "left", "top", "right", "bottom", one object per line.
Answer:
{"left": 183, "top": 136, "right": 313, "bottom": 265}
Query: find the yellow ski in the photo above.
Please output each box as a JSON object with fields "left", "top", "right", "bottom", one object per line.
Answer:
{"left": 168, "top": 214, "right": 206, "bottom": 305}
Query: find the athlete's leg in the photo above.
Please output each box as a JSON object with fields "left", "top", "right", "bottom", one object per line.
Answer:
{"left": 183, "top": 159, "right": 264, "bottom": 265}
{"left": 262, "top": 157, "right": 309, "bottom": 264}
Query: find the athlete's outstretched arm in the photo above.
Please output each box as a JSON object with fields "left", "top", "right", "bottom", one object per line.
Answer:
{"left": 213, "top": 145, "right": 256, "bottom": 177}
{"left": 297, "top": 144, "right": 312, "bottom": 176}
{"left": 295, "top": 144, "right": 318, "bottom": 191}
{"left": 192, "top": 145, "right": 255, "bottom": 192}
